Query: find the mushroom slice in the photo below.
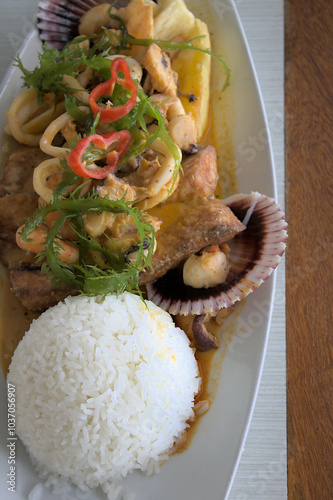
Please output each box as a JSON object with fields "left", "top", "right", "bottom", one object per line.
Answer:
{"left": 146, "top": 192, "right": 287, "bottom": 315}
{"left": 192, "top": 314, "right": 218, "bottom": 351}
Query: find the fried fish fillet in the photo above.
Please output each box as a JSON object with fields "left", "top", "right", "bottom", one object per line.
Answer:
{"left": 169, "top": 145, "right": 218, "bottom": 202}
{"left": 139, "top": 197, "right": 245, "bottom": 285}
{"left": 0, "top": 193, "right": 38, "bottom": 242}
{"left": 0, "top": 144, "right": 48, "bottom": 196}
{"left": 9, "top": 267, "right": 77, "bottom": 313}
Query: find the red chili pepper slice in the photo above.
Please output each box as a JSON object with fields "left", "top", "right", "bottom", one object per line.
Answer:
{"left": 67, "top": 130, "right": 131, "bottom": 179}
{"left": 88, "top": 57, "right": 137, "bottom": 124}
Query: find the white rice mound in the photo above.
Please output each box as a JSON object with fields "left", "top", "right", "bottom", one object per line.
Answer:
{"left": 8, "top": 292, "right": 201, "bottom": 494}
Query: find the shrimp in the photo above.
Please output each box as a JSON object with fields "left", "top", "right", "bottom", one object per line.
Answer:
{"left": 167, "top": 114, "right": 198, "bottom": 154}
{"left": 38, "top": 198, "right": 78, "bottom": 241}
{"left": 16, "top": 224, "right": 79, "bottom": 264}
{"left": 132, "top": 138, "right": 180, "bottom": 211}
{"left": 149, "top": 94, "right": 185, "bottom": 120}
{"left": 183, "top": 244, "right": 230, "bottom": 289}
{"left": 149, "top": 94, "right": 198, "bottom": 153}
{"left": 84, "top": 175, "right": 146, "bottom": 239}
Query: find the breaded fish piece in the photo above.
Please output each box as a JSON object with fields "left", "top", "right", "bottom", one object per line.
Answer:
{"left": 169, "top": 145, "right": 218, "bottom": 202}
{"left": 0, "top": 240, "right": 36, "bottom": 270}
{"left": 0, "top": 193, "right": 38, "bottom": 242}
{"left": 139, "top": 197, "right": 245, "bottom": 285}
{"left": 9, "top": 267, "right": 77, "bottom": 312}
{"left": 0, "top": 144, "right": 48, "bottom": 196}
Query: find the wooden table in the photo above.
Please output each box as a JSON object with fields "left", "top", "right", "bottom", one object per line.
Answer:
{"left": 0, "top": 1, "right": 288, "bottom": 498}
{"left": 285, "top": 0, "right": 333, "bottom": 498}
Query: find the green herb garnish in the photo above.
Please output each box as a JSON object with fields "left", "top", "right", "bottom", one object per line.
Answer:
{"left": 14, "top": 27, "right": 230, "bottom": 100}
{"left": 20, "top": 192, "right": 155, "bottom": 297}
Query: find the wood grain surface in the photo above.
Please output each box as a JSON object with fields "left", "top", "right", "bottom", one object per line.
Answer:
{"left": 0, "top": 1, "right": 288, "bottom": 497}
{"left": 285, "top": 0, "right": 333, "bottom": 498}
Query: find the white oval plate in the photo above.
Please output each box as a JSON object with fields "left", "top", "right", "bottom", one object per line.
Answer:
{"left": 0, "top": 1, "right": 277, "bottom": 499}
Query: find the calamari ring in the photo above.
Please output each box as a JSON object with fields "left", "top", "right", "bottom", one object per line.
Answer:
{"left": 6, "top": 87, "right": 65, "bottom": 146}
{"left": 84, "top": 211, "right": 116, "bottom": 239}
{"left": 33, "top": 158, "right": 64, "bottom": 203}
{"left": 137, "top": 175, "right": 179, "bottom": 211}
{"left": 145, "top": 138, "right": 180, "bottom": 197}
{"left": 39, "top": 112, "right": 79, "bottom": 158}
{"left": 62, "top": 75, "right": 90, "bottom": 104}
{"left": 33, "top": 158, "right": 92, "bottom": 204}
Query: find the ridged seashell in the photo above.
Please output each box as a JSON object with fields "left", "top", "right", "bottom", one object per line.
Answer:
{"left": 146, "top": 192, "right": 288, "bottom": 316}
{"left": 37, "top": 0, "right": 128, "bottom": 49}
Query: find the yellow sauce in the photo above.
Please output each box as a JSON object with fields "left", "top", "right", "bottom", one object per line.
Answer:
{"left": 148, "top": 200, "right": 188, "bottom": 231}
{"left": 0, "top": 268, "right": 38, "bottom": 374}
{"left": 175, "top": 300, "right": 245, "bottom": 452}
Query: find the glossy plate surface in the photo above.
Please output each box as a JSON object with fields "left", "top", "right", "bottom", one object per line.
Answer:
{"left": 0, "top": 1, "right": 277, "bottom": 498}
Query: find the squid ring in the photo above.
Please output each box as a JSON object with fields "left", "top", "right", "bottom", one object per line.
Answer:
{"left": 6, "top": 88, "right": 65, "bottom": 146}
{"left": 146, "top": 138, "right": 180, "bottom": 197}
{"left": 39, "top": 112, "right": 78, "bottom": 159}
{"left": 33, "top": 158, "right": 64, "bottom": 203}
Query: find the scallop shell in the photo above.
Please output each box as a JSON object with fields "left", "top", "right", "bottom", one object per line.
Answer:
{"left": 146, "top": 192, "right": 288, "bottom": 316}
{"left": 37, "top": 0, "right": 127, "bottom": 49}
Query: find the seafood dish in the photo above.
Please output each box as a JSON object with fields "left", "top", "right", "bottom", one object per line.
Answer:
{"left": 0, "top": 0, "right": 287, "bottom": 498}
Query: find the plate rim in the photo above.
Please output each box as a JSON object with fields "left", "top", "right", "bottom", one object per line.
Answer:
{"left": 0, "top": 2, "right": 279, "bottom": 497}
